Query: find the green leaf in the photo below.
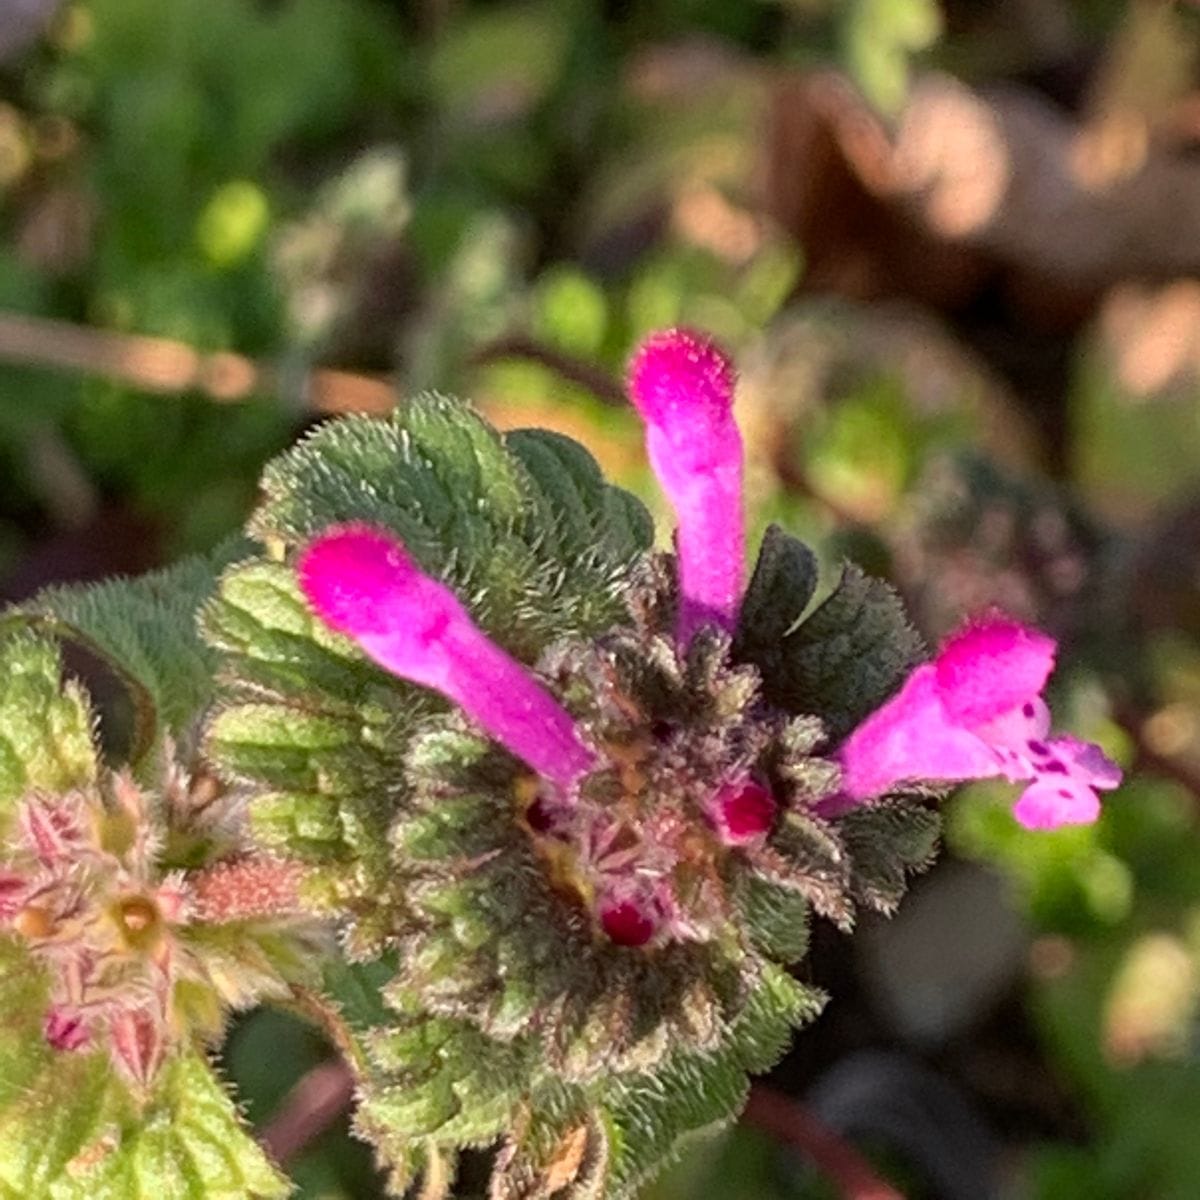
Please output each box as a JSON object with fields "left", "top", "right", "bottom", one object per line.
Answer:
{"left": 0, "top": 940, "right": 288, "bottom": 1200}
{"left": 600, "top": 964, "right": 824, "bottom": 1198}
{"left": 7, "top": 541, "right": 246, "bottom": 756}
{"left": 202, "top": 561, "right": 435, "bottom": 875}
{"left": 202, "top": 559, "right": 419, "bottom": 713}
{"left": 505, "top": 428, "right": 654, "bottom": 566}
{"left": 841, "top": 799, "right": 942, "bottom": 914}
{"left": 204, "top": 701, "right": 395, "bottom": 869}
{"left": 0, "top": 634, "right": 95, "bottom": 829}
{"left": 734, "top": 525, "right": 818, "bottom": 655}
{"left": 765, "top": 563, "right": 923, "bottom": 737}
{"left": 245, "top": 396, "right": 651, "bottom": 658}
{"left": 736, "top": 875, "right": 812, "bottom": 964}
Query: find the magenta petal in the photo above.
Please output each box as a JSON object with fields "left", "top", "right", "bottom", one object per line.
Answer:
{"left": 837, "top": 665, "right": 1002, "bottom": 800}
{"left": 627, "top": 328, "right": 744, "bottom": 645}
{"left": 973, "top": 697, "right": 1051, "bottom": 752}
{"left": 935, "top": 617, "right": 1057, "bottom": 727}
{"left": 1047, "top": 736, "right": 1123, "bottom": 790}
{"left": 709, "top": 779, "right": 777, "bottom": 844}
{"left": 598, "top": 895, "right": 659, "bottom": 946}
{"left": 1013, "top": 778, "right": 1101, "bottom": 830}
{"left": 300, "top": 525, "right": 594, "bottom": 789}
{"left": 0, "top": 871, "right": 27, "bottom": 920}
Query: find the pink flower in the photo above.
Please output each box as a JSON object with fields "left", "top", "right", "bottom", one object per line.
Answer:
{"left": 628, "top": 329, "right": 743, "bottom": 646}
{"left": 835, "top": 616, "right": 1121, "bottom": 829}
{"left": 295, "top": 331, "right": 1114, "bottom": 960}
{"left": 299, "top": 524, "right": 595, "bottom": 790}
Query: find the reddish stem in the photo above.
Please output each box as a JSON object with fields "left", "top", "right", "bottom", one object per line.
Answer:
{"left": 258, "top": 1059, "right": 355, "bottom": 1166}
{"left": 743, "top": 1085, "right": 904, "bottom": 1200}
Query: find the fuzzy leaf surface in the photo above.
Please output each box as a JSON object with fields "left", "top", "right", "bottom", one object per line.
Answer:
{"left": 600, "top": 964, "right": 825, "bottom": 1198}
{"left": 764, "top": 563, "right": 923, "bottom": 737}
{"left": 735, "top": 524, "right": 819, "bottom": 655}
{"left": 11, "top": 542, "right": 245, "bottom": 746}
{"left": 246, "top": 398, "right": 652, "bottom": 658}
{"left": 0, "top": 940, "right": 288, "bottom": 1200}
{"left": 0, "top": 635, "right": 95, "bottom": 832}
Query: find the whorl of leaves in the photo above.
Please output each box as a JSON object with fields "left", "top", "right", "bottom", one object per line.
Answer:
{"left": 200, "top": 397, "right": 939, "bottom": 1199}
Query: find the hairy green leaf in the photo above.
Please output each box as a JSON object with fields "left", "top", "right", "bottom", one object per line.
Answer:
{"left": 13, "top": 542, "right": 245, "bottom": 737}
{"left": 0, "top": 635, "right": 95, "bottom": 830}
{"left": 735, "top": 525, "right": 819, "bottom": 655}
{"left": 765, "top": 563, "right": 923, "bottom": 737}
{"left": 0, "top": 941, "right": 288, "bottom": 1200}
{"left": 245, "top": 397, "right": 652, "bottom": 658}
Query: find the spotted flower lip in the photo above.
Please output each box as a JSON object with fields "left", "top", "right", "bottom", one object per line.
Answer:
{"left": 834, "top": 615, "right": 1122, "bottom": 829}
{"left": 299, "top": 523, "right": 596, "bottom": 790}
{"left": 627, "top": 328, "right": 744, "bottom": 646}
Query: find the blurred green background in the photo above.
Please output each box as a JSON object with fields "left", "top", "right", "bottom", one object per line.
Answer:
{"left": 3, "top": 0, "right": 1200, "bottom": 1196}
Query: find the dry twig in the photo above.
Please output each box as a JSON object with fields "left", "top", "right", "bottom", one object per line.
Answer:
{"left": 0, "top": 311, "right": 396, "bottom": 414}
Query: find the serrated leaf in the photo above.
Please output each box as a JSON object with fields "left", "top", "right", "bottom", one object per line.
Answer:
{"left": 766, "top": 563, "right": 923, "bottom": 737}
{"left": 755, "top": 811, "right": 854, "bottom": 929}
{"left": 0, "top": 940, "right": 288, "bottom": 1200}
{"left": 505, "top": 429, "right": 653, "bottom": 565}
{"left": 840, "top": 799, "right": 941, "bottom": 914}
{"left": 492, "top": 1101, "right": 607, "bottom": 1200}
{"left": 9, "top": 541, "right": 246, "bottom": 755}
{"left": 734, "top": 525, "right": 819, "bottom": 656}
{"left": 736, "top": 875, "right": 812, "bottom": 963}
{"left": 0, "top": 635, "right": 95, "bottom": 830}
{"left": 203, "top": 559, "right": 416, "bottom": 712}
{"left": 204, "top": 702, "right": 396, "bottom": 871}
{"left": 243, "top": 397, "right": 651, "bottom": 659}
{"left": 600, "top": 964, "right": 824, "bottom": 1198}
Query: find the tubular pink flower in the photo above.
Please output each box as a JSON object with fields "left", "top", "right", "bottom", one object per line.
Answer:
{"left": 835, "top": 615, "right": 1121, "bottom": 830}
{"left": 299, "top": 524, "right": 595, "bottom": 790}
{"left": 628, "top": 328, "right": 744, "bottom": 645}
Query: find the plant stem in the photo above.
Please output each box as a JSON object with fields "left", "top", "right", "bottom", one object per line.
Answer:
{"left": 743, "top": 1084, "right": 904, "bottom": 1200}
{"left": 258, "top": 1059, "right": 355, "bottom": 1167}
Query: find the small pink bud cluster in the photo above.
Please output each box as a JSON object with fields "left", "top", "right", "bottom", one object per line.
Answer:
{"left": 0, "top": 772, "right": 311, "bottom": 1087}
{"left": 298, "top": 328, "right": 1121, "bottom": 947}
